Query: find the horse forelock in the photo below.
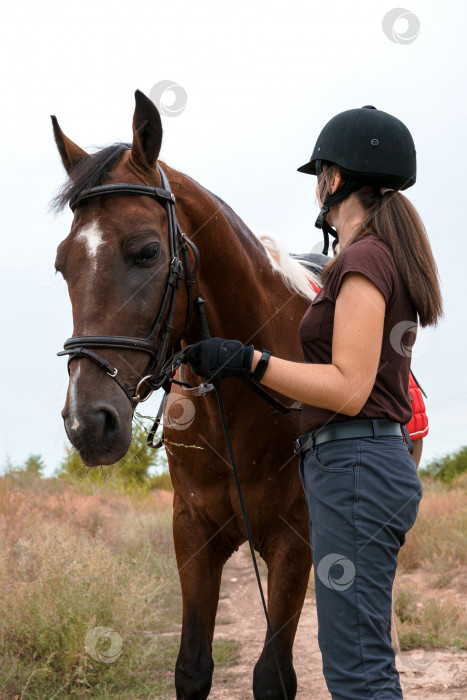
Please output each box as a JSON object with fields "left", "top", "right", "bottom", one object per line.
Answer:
{"left": 51, "top": 143, "right": 131, "bottom": 213}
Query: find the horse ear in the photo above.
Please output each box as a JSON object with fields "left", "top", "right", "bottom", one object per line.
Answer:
{"left": 130, "top": 89, "right": 163, "bottom": 172}
{"left": 51, "top": 116, "right": 89, "bottom": 173}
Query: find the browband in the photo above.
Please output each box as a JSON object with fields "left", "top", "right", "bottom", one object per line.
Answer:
{"left": 69, "top": 183, "right": 175, "bottom": 212}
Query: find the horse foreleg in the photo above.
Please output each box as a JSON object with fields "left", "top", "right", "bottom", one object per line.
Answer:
{"left": 253, "top": 527, "right": 312, "bottom": 700}
{"left": 173, "top": 504, "right": 231, "bottom": 700}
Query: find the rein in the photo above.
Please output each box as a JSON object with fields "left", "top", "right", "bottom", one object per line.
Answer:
{"left": 192, "top": 300, "right": 290, "bottom": 700}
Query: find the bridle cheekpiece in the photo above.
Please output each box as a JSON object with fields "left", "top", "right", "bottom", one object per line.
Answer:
{"left": 58, "top": 166, "right": 200, "bottom": 407}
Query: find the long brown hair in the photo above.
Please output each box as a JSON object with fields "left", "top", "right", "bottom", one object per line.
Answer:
{"left": 319, "top": 163, "right": 443, "bottom": 327}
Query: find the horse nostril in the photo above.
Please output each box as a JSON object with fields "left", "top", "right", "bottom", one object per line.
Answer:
{"left": 96, "top": 407, "right": 119, "bottom": 442}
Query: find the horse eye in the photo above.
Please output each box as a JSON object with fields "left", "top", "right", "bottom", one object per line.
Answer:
{"left": 135, "top": 244, "right": 160, "bottom": 264}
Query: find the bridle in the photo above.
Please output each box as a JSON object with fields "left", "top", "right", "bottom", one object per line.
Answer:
{"left": 58, "top": 165, "right": 200, "bottom": 406}
{"left": 58, "top": 163, "right": 301, "bottom": 450}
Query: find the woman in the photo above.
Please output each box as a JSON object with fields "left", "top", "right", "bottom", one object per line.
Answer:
{"left": 181, "top": 105, "right": 443, "bottom": 699}
{"left": 263, "top": 233, "right": 429, "bottom": 468}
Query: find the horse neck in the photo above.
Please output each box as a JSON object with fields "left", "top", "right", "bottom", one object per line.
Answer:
{"left": 172, "top": 171, "right": 307, "bottom": 353}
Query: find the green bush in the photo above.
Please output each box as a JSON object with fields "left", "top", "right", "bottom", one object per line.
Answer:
{"left": 1, "top": 454, "right": 46, "bottom": 478}
{"left": 23, "top": 454, "right": 46, "bottom": 476}
{"left": 1, "top": 419, "right": 174, "bottom": 494}
{"left": 148, "top": 470, "right": 173, "bottom": 491}
{"left": 420, "top": 445, "right": 467, "bottom": 485}
{"left": 57, "top": 420, "right": 171, "bottom": 492}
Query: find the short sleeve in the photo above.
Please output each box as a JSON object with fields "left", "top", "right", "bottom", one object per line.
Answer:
{"left": 328, "top": 238, "right": 395, "bottom": 304}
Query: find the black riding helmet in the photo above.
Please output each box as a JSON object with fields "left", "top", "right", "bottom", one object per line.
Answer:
{"left": 298, "top": 105, "right": 417, "bottom": 254}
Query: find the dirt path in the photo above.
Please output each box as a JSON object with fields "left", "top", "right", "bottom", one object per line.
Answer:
{"left": 210, "top": 544, "right": 467, "bottom": 699}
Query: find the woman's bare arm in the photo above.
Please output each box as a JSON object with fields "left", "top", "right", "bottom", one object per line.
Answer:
{"left": 251, "top": 272, "right": 386, "bottom": 416}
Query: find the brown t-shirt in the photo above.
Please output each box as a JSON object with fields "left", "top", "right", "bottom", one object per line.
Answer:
{"left": 298, "top": 236, "right": 417, "bottom": 434}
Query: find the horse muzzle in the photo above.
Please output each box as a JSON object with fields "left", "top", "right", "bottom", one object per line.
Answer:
{"left": 62, "top": 395, "right": 133, "bottom": 468}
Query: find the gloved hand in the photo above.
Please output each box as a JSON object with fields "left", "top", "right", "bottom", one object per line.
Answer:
{"left": 180, "top": 337, "right": 254, "bottom": 383}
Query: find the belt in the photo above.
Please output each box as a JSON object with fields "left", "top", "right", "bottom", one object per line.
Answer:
{"left": 294, "top": 418, "right": 405, "bottom": 456}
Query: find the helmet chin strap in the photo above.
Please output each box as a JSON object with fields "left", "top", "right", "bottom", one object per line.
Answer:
{"left": 314, "top": 159, "right": 367, "bottom": 255}
{"left": 315, "top": 205, "right": 338, "bottom": 256}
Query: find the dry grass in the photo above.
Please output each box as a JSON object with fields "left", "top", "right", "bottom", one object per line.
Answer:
{"left": 0, "top": 473, "right": 235, "bottom": 699}
{"left": 0, "top": 470, "right": 465, "bottom": 696}
{"left": 394, "top": 584, "right": 467, "bottom": 650}
{"left": 398, "top": 476, "right": 467, "bottom": 574}
{"left": 394, "top": 476, "right": 467, "bottom": 651}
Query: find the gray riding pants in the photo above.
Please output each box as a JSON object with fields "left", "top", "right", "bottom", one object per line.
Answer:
{"left": 299, "top": 423, "right": 423, "bottom": 699}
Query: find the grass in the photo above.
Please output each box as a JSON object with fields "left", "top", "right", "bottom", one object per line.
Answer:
{"left": 0, "top": 469, "right": 465, "bottom": 696}
{"left": 392, "top": 476, "right": 467, "bottom": 651}
{"left": 0, "top": 474, "right": 234, "bottom": 699}
{"left": 397, "top": 475, "right": 467, "bottom": 574}
{"left": 212, "top": 639, "right": 240, "bottom": 685}
{"left": 394, "top": 585, "right": 467, "bottom": 650}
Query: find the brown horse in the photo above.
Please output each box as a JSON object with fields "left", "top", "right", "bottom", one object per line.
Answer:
{"left": 52, "top": 90, "right": 317, "bottom": 699}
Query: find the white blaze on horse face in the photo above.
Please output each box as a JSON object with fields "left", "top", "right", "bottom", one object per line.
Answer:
{"left": 69, "top": 365, "right": 81, "bottom": 429}
{"left": 76, "top": 221, "right": 105, "bottom": 270}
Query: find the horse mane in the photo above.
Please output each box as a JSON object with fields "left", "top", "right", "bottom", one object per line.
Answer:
{"left": 258, "top": 235, "right": 320, "bottom": 302}
{"left": 51, "top": 145, "right": 320, "bottom": 303}
{"left": 186, "top": 182, "right": 321, "bottom": 304}
{"left": 167, "top": 172, "right": 320, "bottom": 304}
{"left": 50, "top": 143, "right": 130, "bottom": 213}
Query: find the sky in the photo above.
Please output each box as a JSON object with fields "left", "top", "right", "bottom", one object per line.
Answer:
{"left": 1, "top": 0, "right": 465, "bottom": 475}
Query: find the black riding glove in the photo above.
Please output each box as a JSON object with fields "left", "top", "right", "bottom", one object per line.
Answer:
{"left": 180, "top": 337, "right": 254, "bottom": 384}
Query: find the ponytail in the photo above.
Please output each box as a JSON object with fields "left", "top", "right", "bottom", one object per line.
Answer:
{"left": 321, "top": 165, "right": 443, "bottom": 327}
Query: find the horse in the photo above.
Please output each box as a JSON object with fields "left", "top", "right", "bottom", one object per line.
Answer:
{"left": 52, "top": 90, "right": 320, "bottom": 699}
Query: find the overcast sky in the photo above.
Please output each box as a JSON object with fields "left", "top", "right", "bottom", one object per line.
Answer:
{"left": 1, "top": 0, "right": 465, "bottom": 475}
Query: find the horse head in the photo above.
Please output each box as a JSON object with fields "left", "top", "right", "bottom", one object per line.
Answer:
{"left": 53, "top": 91, "right": 193, "bottom": 466}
